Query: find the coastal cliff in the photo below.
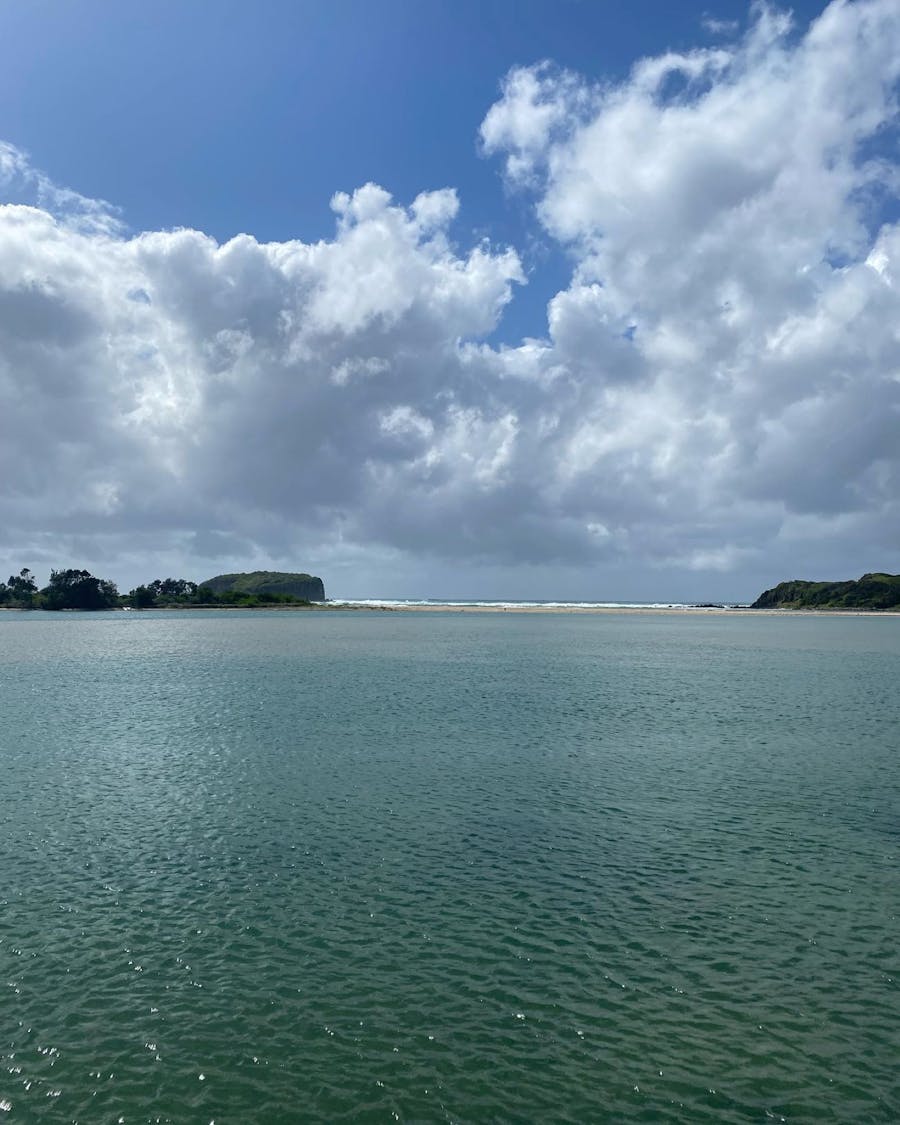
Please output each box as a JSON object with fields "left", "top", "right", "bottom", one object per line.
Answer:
{"left": 751, "top": 572, "right": 900, "bottom": 610}
{"left": 200, "top": 571, "right": 326, "bottom": 601}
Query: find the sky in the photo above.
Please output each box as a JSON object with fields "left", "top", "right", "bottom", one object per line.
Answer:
{"left": 1, "top": 0, "right": 899, "bottom": 601}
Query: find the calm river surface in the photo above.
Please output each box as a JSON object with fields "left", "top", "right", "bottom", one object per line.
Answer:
{"left": 1, "top": 610, "right": 897, "bottom": 1123}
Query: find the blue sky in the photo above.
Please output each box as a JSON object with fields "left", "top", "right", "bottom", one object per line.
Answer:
{"left": 0, "top": 0, "right": 829, "bottom": 341}
{"left": 1, "top": 1, "right": 817, "bottom": 233}
{"left": 1, "top": 1, "right": 899, "bottom": 599}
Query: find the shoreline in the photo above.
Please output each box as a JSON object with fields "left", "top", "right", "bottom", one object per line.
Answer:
{"left": 3, "top": 603, "right": 899, "bottom": 616}
{"left": 331, "top": 603, "right": 900, "bottom": 616}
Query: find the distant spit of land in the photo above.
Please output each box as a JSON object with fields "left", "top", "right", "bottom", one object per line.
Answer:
{"left": 4, "top": 567, "right": 900, "bottom": 614}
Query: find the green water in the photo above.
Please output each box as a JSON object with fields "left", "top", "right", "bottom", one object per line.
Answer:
{"left": 1, "top": 610, "right": 897, "bottom": 1123}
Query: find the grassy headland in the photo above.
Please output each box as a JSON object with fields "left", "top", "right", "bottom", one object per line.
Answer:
{"left": 751, "top": 572, "right": 900, "bottom": 610}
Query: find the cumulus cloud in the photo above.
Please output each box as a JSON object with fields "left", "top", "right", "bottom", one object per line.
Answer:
{"left": 1, "top": 0, "right": 900, "bottom": 596}
{"left": 0, "top": 165, "right": 528, "bottom": 584}
{"left": 478, "top": 0, "right": 900, "bottom": 578}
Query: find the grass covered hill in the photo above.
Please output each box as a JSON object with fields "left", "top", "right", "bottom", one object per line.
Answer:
{"left": 751, "top": 572, "right": 900, "bottom": 610}
{"left": 199, "top": 571, "right": 325, "bottom": 601}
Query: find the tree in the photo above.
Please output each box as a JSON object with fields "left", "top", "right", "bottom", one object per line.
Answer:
{"left": 42, "top": 569, "right": 119, "bottom": 611}
{"left": 158, "top": 577, "right": 197, "bottom": 599}
{"left": 125, "top": 577, "right": 200, "bottom": 607}
{"left": 128, "top": 584, "right": 157, "bottom": 608}
{"left": 4, "top": 568, "right": 38, "bottom": 608}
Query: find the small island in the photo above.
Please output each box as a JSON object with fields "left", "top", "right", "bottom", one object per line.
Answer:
{"left": 752, "top": 572, "right": 900, "bottom": 610}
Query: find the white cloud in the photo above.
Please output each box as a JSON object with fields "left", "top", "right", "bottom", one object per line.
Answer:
{"left": 475, "top": 0, "right": 900, "bottom": 582}
{"left": 701, "top": 16, "right": 740, "bottom": 37}
{"left": 0, "top": 166, "right": 529, "bottom": 586}
{"left": 0, "top": 140, "right": 122, "bottom": 235}
{"left": 1, "top": 0, "right": 900, "bottom": 597}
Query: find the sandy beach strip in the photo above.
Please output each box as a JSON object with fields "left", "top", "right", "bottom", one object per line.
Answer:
{"left": 3, "top": 603, "right": 896, "bottom": 616}
{"left": 331, "top": 602, "right": 900, "bottom": 616}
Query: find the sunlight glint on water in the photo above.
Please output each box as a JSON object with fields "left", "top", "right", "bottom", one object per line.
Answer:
{"left": 1, "top": 610, "right": 897, "bottom": 1123}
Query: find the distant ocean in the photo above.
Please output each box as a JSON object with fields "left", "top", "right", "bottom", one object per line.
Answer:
{"left": 1, "top": 609, "right": 897, "bottom": 1122}
{"left": 327, "top": 598, "right": 746, "bottom": 609}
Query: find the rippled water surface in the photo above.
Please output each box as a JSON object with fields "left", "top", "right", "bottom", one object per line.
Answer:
{"left": 1, "top": 610, "right": 898, "bottom": 1123}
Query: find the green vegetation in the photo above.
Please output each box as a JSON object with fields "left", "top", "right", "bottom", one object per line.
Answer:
{"left": 128, "top": 577, "right": 199, "bottom": 608}
{"left": 0, "top": 567, "right": 119, "bottom": 610}
{"left": 200, "top": 570, "right": 325, "bottom": 601}
{"left": 0, "top": 568, "right": 39, "bottom": 608}
{"left": 1, "top": 567, "right": 324, "bottom": 610}
{"left": 126, "top": 577, "right": 314, "bottom": 608}
{"left": 43, "top": 568, "right": 119, "bottom": 610}
{"left": 752, "top": 572, "right": 900, "bottom": 610}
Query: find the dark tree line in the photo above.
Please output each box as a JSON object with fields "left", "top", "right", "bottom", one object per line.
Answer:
{"left": 129, "top": 577, "right": 199, "bottom": 607}
{"left": 43, "top": 569, "right": 120, "bottom": 610}
{"left": 0, "top": 568, "right": 119, "bottom": 610}
{"left": 1, "top": 568, "right": 311, "bottom": 610}
{"left": 127, "top": 579, "right": 310, "bottom": 607}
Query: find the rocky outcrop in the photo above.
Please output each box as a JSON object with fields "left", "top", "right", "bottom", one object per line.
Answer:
{"left": 200, "top": 570, "right": 325, "bottom": 601}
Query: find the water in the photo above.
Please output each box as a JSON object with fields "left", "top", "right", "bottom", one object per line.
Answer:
{"left": 0, "top": 610, "right": 897, "bottom": 1123}
{"left": 327, "top": 599, "right": 719, "bottom": 609}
